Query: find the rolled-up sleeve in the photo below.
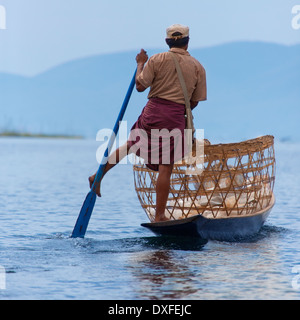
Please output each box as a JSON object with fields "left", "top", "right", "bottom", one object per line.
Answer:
{"left": 136, "top": 57, "right": 156, "bottom": 89}
{"left": 191, "top": 65, "right": 207, "bottom": 102}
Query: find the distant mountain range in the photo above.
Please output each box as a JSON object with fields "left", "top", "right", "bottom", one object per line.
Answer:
{"left": 1, "top": 42, "right": 299, "bottom": 142}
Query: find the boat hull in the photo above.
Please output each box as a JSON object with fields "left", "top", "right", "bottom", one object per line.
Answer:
{"left": 141, "top": 198, "right": 275, "bottom": 241}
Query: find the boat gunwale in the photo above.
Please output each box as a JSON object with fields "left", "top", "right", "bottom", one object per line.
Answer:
{"left": 142, "top": 193, "right": 275, "bottom": 228}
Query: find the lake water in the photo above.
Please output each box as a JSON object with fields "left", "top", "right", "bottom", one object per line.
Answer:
{"left": 0, "top": 137, "right": 300, "bottom": 300}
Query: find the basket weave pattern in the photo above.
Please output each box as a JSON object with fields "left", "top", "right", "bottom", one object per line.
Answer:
{"left": 133, "top": 135, "right": 275, "bottom": 221}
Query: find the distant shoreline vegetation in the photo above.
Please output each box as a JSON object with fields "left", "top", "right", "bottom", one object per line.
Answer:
{"left": 0, "top": 131, "right": 83, "bottom": 139}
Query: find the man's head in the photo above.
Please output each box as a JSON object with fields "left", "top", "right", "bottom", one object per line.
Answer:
{"left": 165, "top": 24, "right": 189, "bottom": 49}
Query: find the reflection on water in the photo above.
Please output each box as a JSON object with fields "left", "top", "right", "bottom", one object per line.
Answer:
{"left": 128, "top": 250, "right": 200, "bottom": 299}
{"left": 139, "top": 236, "right": 208, "bottom": 251}
{"left": 126, "top": 226, "right": 299, "bottom": 300}
{"left": 126, "top": 236, "right": 206, "bottom": 299}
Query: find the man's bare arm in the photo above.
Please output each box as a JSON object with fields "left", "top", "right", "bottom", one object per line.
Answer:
{"left": 135, "top": 49, "right": 148, "bottom": 92}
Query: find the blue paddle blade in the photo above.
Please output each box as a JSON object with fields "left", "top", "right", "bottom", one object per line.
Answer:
{"left": 71, "top": 191, "right": 97, "bottom": 238}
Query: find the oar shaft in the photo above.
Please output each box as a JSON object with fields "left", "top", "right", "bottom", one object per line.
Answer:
{"left": 71, "top": 69, "right": 137, "bottom": 238}
{"left": 92, "top": 69, "right": 137, "bottom": 187}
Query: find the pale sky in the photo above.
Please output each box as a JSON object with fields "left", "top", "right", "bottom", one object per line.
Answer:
{"left": 0, "top": 0, "right": 299, "bottom": 76}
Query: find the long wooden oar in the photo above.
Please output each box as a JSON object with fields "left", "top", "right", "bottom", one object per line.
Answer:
{"left": 71, "top": 69, "right": 137, "bottom": 238}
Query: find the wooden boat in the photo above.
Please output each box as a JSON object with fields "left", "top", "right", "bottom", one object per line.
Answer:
{"left": 133, "top": 135, "right": 276, "bottom": 241}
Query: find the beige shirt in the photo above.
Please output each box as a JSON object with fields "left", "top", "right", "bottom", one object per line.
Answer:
{"left": 137, "top": 47, "right": 207, "bottom": 105}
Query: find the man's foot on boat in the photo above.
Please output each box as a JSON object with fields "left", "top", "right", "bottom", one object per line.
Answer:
{"left": 88, "top": 175, "right": 101, "bottom": 197}
{"left": 154, "top": 215, "right": 169, "bottom": 222}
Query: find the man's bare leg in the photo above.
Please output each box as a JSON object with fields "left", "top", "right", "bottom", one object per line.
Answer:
{"left": 155, "top": 164, "right": 173, "bottom": 222}
{"left": 89, "top": 142, "right": 130, "bottom": 196}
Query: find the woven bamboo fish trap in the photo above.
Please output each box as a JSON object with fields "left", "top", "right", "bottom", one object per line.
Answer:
{"left": 133, "top": 135, "right": 275, "bottom": 222}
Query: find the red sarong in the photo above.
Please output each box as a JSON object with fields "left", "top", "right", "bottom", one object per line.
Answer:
{"left": 128, "top": 98, "right": 187, "bottom": 171}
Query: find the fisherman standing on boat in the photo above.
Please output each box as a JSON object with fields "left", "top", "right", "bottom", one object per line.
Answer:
{"left": 89, "top": 24, "right": 207, "bottom": 222}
